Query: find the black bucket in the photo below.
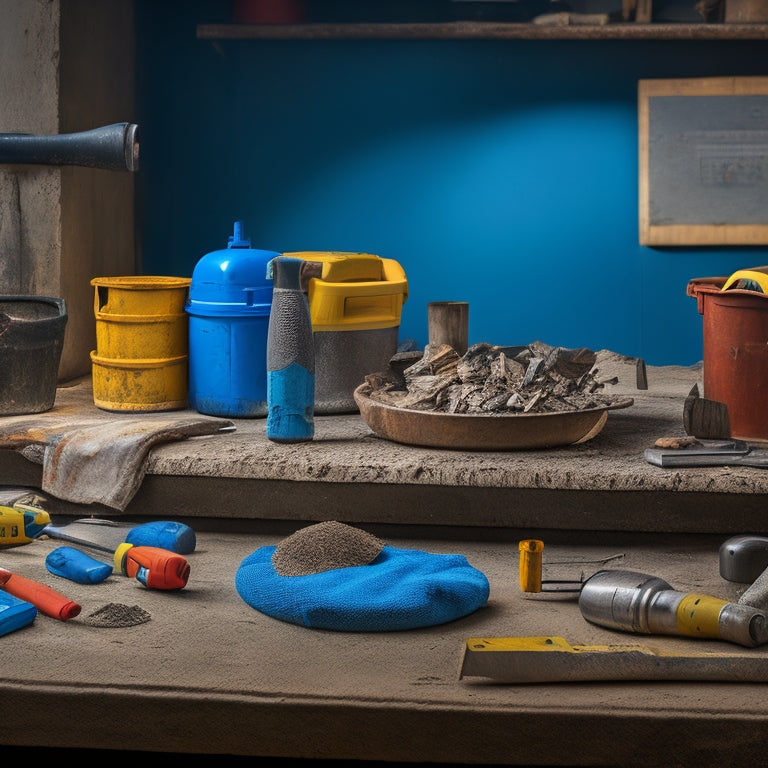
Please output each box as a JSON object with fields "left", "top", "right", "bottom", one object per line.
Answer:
{"left": 0, "top": 296, "right": 67, "bottom": 415}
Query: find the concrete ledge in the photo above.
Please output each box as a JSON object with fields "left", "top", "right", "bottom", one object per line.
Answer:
{"left": 2, "top": 364, "right": 768, "bottom": 535}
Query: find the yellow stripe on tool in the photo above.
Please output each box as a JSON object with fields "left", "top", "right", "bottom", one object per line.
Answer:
{"left": 459, "top": 636, "right": 768, "bottom": 683}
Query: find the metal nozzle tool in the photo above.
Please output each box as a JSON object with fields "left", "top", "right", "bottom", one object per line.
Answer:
{"left": 518, "top": 538, "right": 768, "bottom": 648}
{"left": 578, "top": 569, "right": 768, "bottom": 648}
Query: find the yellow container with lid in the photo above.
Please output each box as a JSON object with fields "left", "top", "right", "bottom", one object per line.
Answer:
{"left": 283, "top": 252, "right": 408, "bottom": 414}
{"left": 90, "top": 276, "right": 191, "bottom": 412}
{"left": 287, "top": 251, "right": 408, "bottom": 331}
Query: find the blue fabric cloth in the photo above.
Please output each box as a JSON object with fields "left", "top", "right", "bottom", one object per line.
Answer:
{"left": 235, "top": 544, "right": 490, "bottom": 632}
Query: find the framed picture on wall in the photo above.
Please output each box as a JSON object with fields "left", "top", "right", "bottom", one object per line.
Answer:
{"left": 639, "top": 77, "right": 768, "bottom": 246}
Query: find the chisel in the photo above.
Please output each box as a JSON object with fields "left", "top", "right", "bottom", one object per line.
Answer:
{"left": 518, "top": 538, "right": 622, "bottom": 593}
{"left": 645, "top": 449, "right": 768, "bottom": 469}
{"left": 0, "top": 500, "right": 191, "bottom": 590}
{"left": 0, "top": 488, "right": 196, "bottom": 554}
{"left": 459, "top": 635, "right": 768, "bottom": 683}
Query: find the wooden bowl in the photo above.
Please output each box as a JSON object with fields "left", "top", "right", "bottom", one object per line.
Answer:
{"left": 353, "top": 383, "right": 634, "bottom": 451}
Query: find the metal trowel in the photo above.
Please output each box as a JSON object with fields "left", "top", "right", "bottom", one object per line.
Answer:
{"left": 42, "top": 517, "right": 196, "bottom": 555}
{"left": 644, "top": 438, "right": 768, "bottom": 468}
{"left": 0, "top": 487, "right": 195, "bottom": 553}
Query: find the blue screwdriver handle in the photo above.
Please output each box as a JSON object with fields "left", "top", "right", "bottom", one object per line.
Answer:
{"left": 125, "top": 521, "right": 196, "bottom": 554}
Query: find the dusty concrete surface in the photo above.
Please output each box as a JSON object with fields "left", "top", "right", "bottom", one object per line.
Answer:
{"left": 2, "top": 362, "right": 768, "bottom": 536}
{"left": 1, "top": 524, "right": 766, "bottom": 767}
{"left": 2, "top": 363, "right": 768, "bottom": 766}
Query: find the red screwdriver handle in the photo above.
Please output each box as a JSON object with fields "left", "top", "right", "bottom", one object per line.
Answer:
{"left": 114, "top": 544, "right": 190, "bottom": 590}
{"left": 0, "top": 567, "right": 81, "bottom": 620}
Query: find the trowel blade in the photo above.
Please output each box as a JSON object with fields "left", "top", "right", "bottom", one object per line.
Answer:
{"left": 459, "top": 636, "right": 768, "bottom": 683}
{"left": 643, "top": 438, "right": 762, "bottom": 468}
{"left": 644, "top": 449, "right": 768, "bottom": 469}
{"left": 663, "top": 438, "right": 751, "bottom": 455}
{"left": 43, "top": 518, "right": 140, "bottom": 554}
{"left": 42, "top": 517, "right": 196, "bottom": 555}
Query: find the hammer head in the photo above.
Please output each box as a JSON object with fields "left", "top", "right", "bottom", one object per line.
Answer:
{"left": 720, "top": 535, "right": 768, "bottom": 583}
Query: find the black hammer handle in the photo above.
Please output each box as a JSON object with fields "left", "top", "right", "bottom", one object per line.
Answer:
{"left": 0, "top": 123, "right": 138, "bottom": 171}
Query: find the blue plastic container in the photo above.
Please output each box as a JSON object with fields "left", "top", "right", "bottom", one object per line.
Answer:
{"left": 186, "top": 222, "right": 279, "bottom": 417}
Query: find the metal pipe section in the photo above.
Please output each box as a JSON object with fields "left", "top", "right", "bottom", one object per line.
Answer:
{"left": 0, "top": 123, "right": 138, "bottom": 172}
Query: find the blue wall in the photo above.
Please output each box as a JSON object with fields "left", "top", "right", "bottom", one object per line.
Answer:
{"left": 135, "top": 1, "right": 768, "bottom": 366}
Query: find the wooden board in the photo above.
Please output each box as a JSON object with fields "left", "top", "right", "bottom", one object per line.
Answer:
{"left": 639, "top": 77, "right": 768, "bottom": 246}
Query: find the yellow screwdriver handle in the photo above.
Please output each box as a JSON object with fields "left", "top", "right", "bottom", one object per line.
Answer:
{"left": 0, "top": 505, "right": 50, "bottom": 547}
{"left": 519, "top": 539, "right": 544, "bottom": 593}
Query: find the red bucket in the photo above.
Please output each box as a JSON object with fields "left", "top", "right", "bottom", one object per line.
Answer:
{"left": 688, "top": 275, "right": 768, "bottom": 441}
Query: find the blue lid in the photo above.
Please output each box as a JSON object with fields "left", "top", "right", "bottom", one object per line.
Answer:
{"left": 187, "top": 221, "right": 279, "bottom": 316}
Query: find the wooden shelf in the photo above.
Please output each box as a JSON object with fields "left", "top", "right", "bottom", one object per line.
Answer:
{"left": 197, "top": 21, "right": 768, "bottom": 41}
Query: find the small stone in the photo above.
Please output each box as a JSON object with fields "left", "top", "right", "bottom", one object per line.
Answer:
{"left": 82, "top": 603, "right": 151, "bottom": 628}
{"left": 654, "top": 436, "right": 701, "bottom": 450}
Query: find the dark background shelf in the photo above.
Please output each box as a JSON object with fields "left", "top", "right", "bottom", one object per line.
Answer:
{"left": 197, "top": 21, "right": 768, "bottom": 40}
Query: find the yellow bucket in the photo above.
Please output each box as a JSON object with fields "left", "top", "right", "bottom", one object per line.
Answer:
{"left": 90, "top": 276, "right": 191, "bottom": 411}
{"left": 90, "top": 352, "right": 188, "bottom": 412}
{"left": 91, "top": 276, "right": 191, "bottom": 315}
{"left": 95, "top": 311, "right": 188, "bottom": 359}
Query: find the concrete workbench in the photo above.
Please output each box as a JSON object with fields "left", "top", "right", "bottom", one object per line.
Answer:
{"left": 2, "top": 362, "right": 768, "bottom": 766}
{"left": 2, "top": 525, "right": 767, "bottom": 767}
{"left": 0, "top": 361, "right": 767, "bottom": 537}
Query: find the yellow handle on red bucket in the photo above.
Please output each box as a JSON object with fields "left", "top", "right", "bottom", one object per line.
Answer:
{"left": 721, "top": 266, "right": 768, "bottom": 294}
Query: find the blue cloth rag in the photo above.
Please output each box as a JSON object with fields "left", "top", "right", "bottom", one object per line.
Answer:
{"left": 235, "top": 544, "right": 490, "bottom": 632}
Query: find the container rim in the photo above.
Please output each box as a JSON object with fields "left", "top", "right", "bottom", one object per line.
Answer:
{"left": 91, "top": 276, "right": 191, "bottom": 289}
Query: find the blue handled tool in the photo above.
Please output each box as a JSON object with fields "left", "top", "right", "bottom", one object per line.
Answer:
{"left": 45, "top": 546, "right": 114, "bottom": 584}
{"left": 42, "top": 518, "right": 196, "bottom": 555}
{"left": 0, "top": 489, "right": 196, "bottom": 555}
